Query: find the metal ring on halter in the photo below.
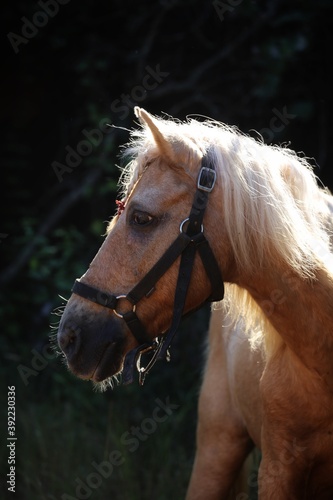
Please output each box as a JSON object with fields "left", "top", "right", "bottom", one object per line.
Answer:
{"left": 179, "top": 217, "right": 204, "bottom": 234}
{"left": 114, "top": 295, "right": 137, "bottom": 319}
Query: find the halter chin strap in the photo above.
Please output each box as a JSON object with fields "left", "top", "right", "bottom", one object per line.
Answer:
{"left": 71, "top": 154, "right": 224, "bottom": 385}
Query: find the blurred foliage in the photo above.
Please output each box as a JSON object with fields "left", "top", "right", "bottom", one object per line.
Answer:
{"left": 1, "top": 0, "right": 333, "bottom": 498}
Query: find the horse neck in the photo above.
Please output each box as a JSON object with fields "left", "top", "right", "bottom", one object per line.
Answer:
{"left": 241, "top": 264, "right": 333, "bottom": 383}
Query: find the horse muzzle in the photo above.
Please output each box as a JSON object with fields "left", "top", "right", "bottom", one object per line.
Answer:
{"left": 57, "top": 300, "right": 127, "bottom": 382}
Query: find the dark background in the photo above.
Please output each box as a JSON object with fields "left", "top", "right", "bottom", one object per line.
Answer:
{"left": 1, "top": 1, "right": 332, "bottom": 499}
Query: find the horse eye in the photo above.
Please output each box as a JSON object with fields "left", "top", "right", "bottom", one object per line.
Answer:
{"left": 131, "top": 211, "right": 154, "bottom": 227}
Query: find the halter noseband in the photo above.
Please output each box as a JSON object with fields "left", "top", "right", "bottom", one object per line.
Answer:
{"left": 71, "top": 155, "right": 224, "bottom": 384}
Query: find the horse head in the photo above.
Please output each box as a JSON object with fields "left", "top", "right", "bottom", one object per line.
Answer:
{"left": 57, "top": 107, "right": 232, "bottom": 387}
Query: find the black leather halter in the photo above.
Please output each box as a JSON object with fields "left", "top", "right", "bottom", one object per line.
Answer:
{"left": 71, "top": 155, "right": 224, "bottom": 384}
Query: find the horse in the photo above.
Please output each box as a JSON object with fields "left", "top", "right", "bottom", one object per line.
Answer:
{"left": 57, "top": 106, "right": 333, "bottom": 499}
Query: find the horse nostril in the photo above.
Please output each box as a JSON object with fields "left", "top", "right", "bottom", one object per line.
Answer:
{"left": 58, "top": 323, "right": 81, "bottom": 359}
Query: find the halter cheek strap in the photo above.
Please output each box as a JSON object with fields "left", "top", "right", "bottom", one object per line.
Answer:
{"left": 71, "top": 155, "right": 224, "bottom": 385}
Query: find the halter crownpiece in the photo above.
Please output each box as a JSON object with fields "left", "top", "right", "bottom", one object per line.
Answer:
{"left": 71, "top": 153, "right": 224, "bottom": 385}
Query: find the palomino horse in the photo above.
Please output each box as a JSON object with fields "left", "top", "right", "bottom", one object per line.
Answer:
{"left": 58, "top": 107, "right": 333, "bottom": 499}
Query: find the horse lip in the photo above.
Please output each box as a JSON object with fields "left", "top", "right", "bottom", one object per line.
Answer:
{"left": 91, "top": 342, "right": 119, "bottom": 382}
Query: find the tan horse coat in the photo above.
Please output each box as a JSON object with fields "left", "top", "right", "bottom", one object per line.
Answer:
{"left": 188, "top": 192, "right": 333, "bottom": 499}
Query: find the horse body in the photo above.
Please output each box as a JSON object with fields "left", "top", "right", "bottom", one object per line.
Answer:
{"left": 57, "top": 107, "right": 333, "bottom": 498}
{"left": 188, "top": 285, "right": 333, "bottom": 499}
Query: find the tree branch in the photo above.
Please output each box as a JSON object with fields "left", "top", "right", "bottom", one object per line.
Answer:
{"left": 0, "top": 167, "right": 103, "bottom": 287}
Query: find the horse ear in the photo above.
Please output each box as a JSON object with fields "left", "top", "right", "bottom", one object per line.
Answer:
{"left": 134, "top": 107, "right": 177, "bottom": 163}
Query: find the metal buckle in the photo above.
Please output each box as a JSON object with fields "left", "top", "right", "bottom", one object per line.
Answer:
{"left": 197, "top": 167, "right": 216, "bottom": 193}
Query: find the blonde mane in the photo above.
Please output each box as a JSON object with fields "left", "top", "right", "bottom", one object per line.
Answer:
{"left": 119, "top": 113, "right": 333, "bottom": 353}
